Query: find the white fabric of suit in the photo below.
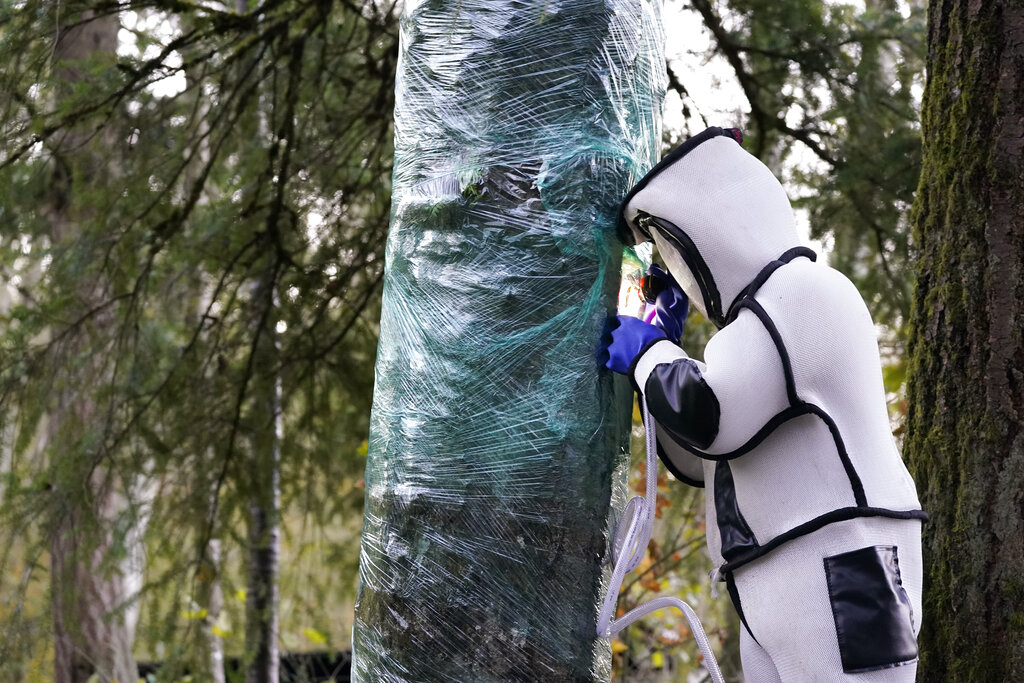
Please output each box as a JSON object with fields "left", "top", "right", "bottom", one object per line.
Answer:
{"left": 621, "top": 130, "right": 925, "bottom": 681}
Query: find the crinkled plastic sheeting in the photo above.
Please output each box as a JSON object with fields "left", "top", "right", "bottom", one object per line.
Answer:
{"left": 352, "top": 0, "right": 665, "bottom": 679}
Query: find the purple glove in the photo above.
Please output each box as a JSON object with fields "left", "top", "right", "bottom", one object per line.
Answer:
{"left": 605, "top": 315, "right": 668, "bottom": 375}
{"left": 644, "top": 264, "right": 689, "bottom": 343}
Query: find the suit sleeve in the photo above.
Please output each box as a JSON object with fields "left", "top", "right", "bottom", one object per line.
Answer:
{"left": 630, "top": 309, "right": 791, "bottom": 458}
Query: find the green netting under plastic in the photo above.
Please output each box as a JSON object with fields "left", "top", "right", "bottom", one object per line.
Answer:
{"left": 352, "top": 0, "right": 665, "bottom": 679}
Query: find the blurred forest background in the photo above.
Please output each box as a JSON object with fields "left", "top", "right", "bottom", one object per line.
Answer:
{"left": 0, "top": 0, "right": 925, "bottom": 680}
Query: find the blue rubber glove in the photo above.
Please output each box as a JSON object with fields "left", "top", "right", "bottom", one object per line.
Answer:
{"left": 605, "top": 315, "right": 668, "bottom": 375}
{"left": 646, "top": 264, "right": 689, "bottom": 343}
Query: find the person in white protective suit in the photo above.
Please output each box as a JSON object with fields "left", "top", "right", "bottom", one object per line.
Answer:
{"left": 605, "top": 127, "right": 927, "bottom": 681}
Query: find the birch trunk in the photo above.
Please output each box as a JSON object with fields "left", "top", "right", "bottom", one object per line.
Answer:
{"left": 235, "top": 2, "right": 281, "bottom": 678}
{"left": 244, "top": 273, "right": 282, "bottom": 683}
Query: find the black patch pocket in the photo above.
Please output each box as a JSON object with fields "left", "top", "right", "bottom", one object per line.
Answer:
{"left": 824, "top": 545, "right": 918, "bottom": 673}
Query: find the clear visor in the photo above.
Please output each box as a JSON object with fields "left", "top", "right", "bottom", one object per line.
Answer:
{"left": 650, "top": 228, "right": 707, "bottom": 318}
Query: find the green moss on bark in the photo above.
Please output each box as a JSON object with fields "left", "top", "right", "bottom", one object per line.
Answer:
{"left": 904, "top": 1, "right": 1024, "bottom": 680}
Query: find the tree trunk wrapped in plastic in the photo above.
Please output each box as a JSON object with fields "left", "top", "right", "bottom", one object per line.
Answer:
{"left": 352, "top": 0, "right": 665, "bottom": 679}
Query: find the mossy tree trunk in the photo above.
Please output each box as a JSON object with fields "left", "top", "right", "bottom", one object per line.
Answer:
{"left": 351, "top": 0, "right": 664, "bottom": 680}
{"left": 47, "top": 11, "right": 142, "bottom": 683}
{"left": 904, "top": 1, "right": 1024, "bottom": 680}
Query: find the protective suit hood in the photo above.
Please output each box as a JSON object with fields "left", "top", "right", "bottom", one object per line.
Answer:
{"left": 620, "top": 127, "right": 802, "bottom": 327}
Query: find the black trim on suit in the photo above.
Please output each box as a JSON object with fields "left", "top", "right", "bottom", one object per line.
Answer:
{"left": 725, "top": 246, "right": 817, "bottom": 325}
{"left": 720, "top": 507, "right": 929, "bottom": 576}
{"left": 637, "top": 212, "right": 726, "bottom": 327}
{"left": 725, "top": 571, "right": 761, "bottom": 646}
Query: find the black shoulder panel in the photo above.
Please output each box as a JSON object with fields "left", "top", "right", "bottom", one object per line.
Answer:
{"left": 643, "top": 358, "right": 721, "bottom": 450}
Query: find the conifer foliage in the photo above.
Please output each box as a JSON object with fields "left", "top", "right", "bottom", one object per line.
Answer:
{"left": 1, "top": 1, "right": 398, "bottom": 678}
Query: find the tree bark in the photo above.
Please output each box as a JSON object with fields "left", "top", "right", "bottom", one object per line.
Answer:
{"left": 180, "top": 25, "right": 227, "bottom": 682}
{"left": 47, "top": 11, "right": 141, "bottom": 683}
{"left": 351, "top": 0, "right": 664, "bottom": 679}
{"left": 905, "top": 1, "right": 1024, "bottom": 680}
{"left": 196, "top": 537, "right": 227, "bottom": 683}
{"left": 244, "top": 273, "right": 282, "bottom": 683}
{"left": 207, "top": 1, "right": 285, "bottom": 679}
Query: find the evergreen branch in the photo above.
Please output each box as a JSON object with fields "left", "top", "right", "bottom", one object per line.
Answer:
{"left": 284, "top": 266, "right": 386, "bottom": 390}
{"left": 666, "top": 62, "right": 708, "bottom": 128}
{"left": 689, "top": 0, "right": 841, "bottom": 166}
{"left": 100, "top": 232, "right": 263, "bottom": 459}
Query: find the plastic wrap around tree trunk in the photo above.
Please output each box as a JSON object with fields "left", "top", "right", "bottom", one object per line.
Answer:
{"left": 352, "top": 0, "right": 665, "bottom": 679}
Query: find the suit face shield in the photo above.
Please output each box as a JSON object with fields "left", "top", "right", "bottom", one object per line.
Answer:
{"left": 637, "top": 211, "right": 727, "bottom": 326}
{"left": 650, "top": 227, "right": 707, "bottom": 319}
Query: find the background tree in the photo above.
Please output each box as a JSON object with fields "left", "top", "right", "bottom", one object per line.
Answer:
{"left": 1, "top": 0, "right": 397, "bottom": 677}
{"left": 44, "top": 10, "right": 143, "bottom": 681}
{"left": 904, "top": 0, "right": 1024, "bottom": 680}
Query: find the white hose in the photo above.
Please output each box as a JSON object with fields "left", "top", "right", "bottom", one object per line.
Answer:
{"left": 597, "top": 397, "right": 725, "bottom": 683}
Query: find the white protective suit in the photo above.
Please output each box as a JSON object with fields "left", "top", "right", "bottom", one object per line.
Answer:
{"left": 620, "top": 127, "right": 926, "bottom": 681}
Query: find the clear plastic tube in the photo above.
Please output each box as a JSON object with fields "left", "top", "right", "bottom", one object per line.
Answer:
{"left": 597, "top": 398, "right": 725, "bottom": 683}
